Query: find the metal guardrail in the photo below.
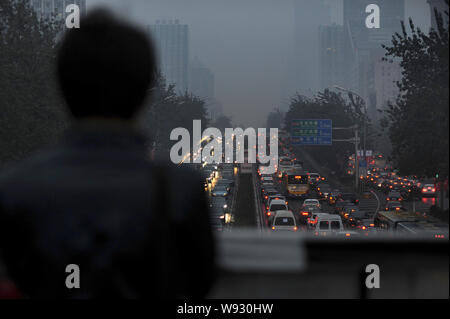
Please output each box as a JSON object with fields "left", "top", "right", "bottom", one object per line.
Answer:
{"left": 252, "top": 166, "right": 264, "bottom": 231}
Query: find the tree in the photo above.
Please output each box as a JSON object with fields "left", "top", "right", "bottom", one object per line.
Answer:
{"left": 143, "top": 75, "right": 210, "bottom": 161}
{"left": 0, "top": 0, "right": 67, "bottom": 167}
{"left": 266, "top": 108, "right": 284, "bottom": 129}
{"left": 284, "top": 89, "right": 368, "bottom": 173}
{"left": 382, "top": 4, "right": 449, "bottom": 177}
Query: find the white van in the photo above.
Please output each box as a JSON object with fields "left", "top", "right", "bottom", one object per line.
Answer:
{"left": 271, "top": 210, "right": 298, "bottom": 232}
{"left": 313, "top": 214, "right": 344, "bottom": 236}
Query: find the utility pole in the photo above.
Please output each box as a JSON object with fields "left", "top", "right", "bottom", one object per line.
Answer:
{"left": 333, "top": 85, "right": 366, "bottom": 193}
{"left": 332, "top": 125, "right": 359, "bottom": 192}
{"left": 355, "top": 129, "right": 359, "bottom": 192}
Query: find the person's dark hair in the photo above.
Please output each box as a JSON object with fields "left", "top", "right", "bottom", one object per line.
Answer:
{"left": 57, "top": 9, "right": 156, "bottom": 119}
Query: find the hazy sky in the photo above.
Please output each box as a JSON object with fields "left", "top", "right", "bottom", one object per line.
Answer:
{"left": 88, "top": 0, "right": 431, "bottom": 128}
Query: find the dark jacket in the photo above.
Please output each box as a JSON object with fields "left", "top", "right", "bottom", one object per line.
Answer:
{"left": 0, "top": 123, "right": 215, "bottom": 298}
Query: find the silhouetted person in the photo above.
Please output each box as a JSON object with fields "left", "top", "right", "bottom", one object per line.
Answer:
{"left": 0, "top": 10, "right": 215, "bottom": 299}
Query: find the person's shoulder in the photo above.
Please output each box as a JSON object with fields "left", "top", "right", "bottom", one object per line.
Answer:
{"left": 0, "top": 149, "right": 62, "bottom": 188}
{"left": 152, "top": 162, "right": 202, "bottom": 184}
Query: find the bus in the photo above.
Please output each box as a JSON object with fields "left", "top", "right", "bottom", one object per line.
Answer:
{"left": 374, "top": 210, "right": 448, "bottom": 239}
{"left": 282, "top": 170, "right": 310, "bottom": 198}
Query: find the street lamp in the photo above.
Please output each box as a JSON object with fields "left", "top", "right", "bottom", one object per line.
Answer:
{"left": 333, "top": 85, "right": 368, "bottom": 191}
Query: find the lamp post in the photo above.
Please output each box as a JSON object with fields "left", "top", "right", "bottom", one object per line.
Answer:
{"left": 333, "top": 85, "right": 368, "bottom": 192}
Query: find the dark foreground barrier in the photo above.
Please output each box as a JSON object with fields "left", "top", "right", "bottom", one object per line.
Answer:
{"left": 211, "top": 230, "right": 449, "bottom": 299}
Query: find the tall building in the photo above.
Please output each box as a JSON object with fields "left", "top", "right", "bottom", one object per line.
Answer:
{"left": 30, "top": 0, "right": 86, "bottom": 20}
{"left": 318, "top": 24, "right": 346, "bottom": 90}
{"left": 189, "top": 57, "right": 223, "bottom": 121}
{"left": 343, "top": 0, "right": 404, "bottom": 116}
{"left": 427, "top": 0, "right": 449, "bottom": 30}
{"left": 292, "top": 0, "right": 332, "bottom": 96}
{"left": 367, "top": 49, "right": 402, "bottom": 119}
{"left": 148, "top": 20, "right": 189, "bottom": 93}
{"left": 189, "top": 57, "right": 214, "bottom": 100}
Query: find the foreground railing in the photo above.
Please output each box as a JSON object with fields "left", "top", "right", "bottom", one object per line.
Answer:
{"left": 210, "top": 230, "right": 449, "bottom": 298}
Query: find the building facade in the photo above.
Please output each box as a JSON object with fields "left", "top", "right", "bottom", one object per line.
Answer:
{"left": 343, "top": 0, "right": 404, "bottom": 118}
{"left": 30, "top": 0, "right": 86, "bottom": 20}
{"left": 148, "top": 20, "right": 189, "bottom": 93}
{"left": 318, "top": 24, "right": 346, "bottom": 90}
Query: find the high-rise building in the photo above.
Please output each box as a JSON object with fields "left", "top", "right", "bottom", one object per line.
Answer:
{"left": 318, "top": 24, "right": 346, "bottom": 90}
{"left": 427, "top": 0, "right": 449, "bottom": 30}
{"left": 343, "top": 0, "right": 404, "bottom": 116}
{"left": 189, "top": 57, "right": 223, "bottom": 121}
{"left": 30, "top": 0, "right": 86, "bottom": 21}
{"left": 292, "top": 0, "right": 332, "bottom": 96}
{"left": 367, "top": 49, "right": 402, "bottom": 119}
{"left": 189, "top": 57, "right": 214, "bottom": 101}
{"left": 148, "top": 20, "right": 189, "bottom": 93}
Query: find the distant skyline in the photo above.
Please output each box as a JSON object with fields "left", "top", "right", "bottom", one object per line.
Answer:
{"left": 88, "top": 0, "right": 432, "bottom": 127}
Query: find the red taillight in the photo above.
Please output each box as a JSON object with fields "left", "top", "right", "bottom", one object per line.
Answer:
{"left": 301, "top": 212, "right": 308, "bottom": 216}
{"left": 432, "top": 188, "right": 436, "bottom": 192}
{"left": 267, "top": 212, "right": 271, "bottom": 216}
{"left": 345, "top": 233, "right": 351, "bottom": 237}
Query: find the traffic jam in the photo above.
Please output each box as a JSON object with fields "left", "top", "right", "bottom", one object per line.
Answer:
{"left": 256, "top": 132, "right": 449, "bottom": 239}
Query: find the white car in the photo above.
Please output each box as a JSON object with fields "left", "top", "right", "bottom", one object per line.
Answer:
{"left": 261, "top": 176, "right": 274, "bottom": 184}
{"left": 271, "top": 210, "right": 298, "bottom": 232}
{"left": 312, "top": 214, "right": 344, "bottom": 236}
{"left": 302, "top": 199, "right": 321, "bottom": 209}
{"left": 267, "top": 199, "right": 289, "bottom": 218}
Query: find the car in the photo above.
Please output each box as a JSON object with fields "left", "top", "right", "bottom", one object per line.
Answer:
{"left": 210, "top": 197, "right": 228, "bottom": 213}
{"left": 421, "top": 184, "right": 436, "bottom": 197}
{"left": 385, "top": 201, "right": 405, "bottom": 212}
{"left": 266, "top": 194, "right": 287, "bottom": 208}
{"left": 270, "top": 210, "right": 298, "bottom": 231}
{"left": 261, "top": 176, "right": 274, "bottom": 184}
{"left": 261, "top": 184, "right": 276, "bottom": 195}
{"left": 312, "top": 214, "right": 344, "bottom": 236}
{"left": 209, "top": 217, "right": 224, "bottom": 231}
{"left": 339, "top": 193, "right": 359, "bottom": 204}
{"left": 292, "top": 160, "right": 303, "bottom": 170}
{"left": 308, "top": 173, "right": 321, "bottom": 186}
{"left": 334, "top": 200, "right": 348, "bottom": 214}
{"left": 356, "top": 219, "right": 376, "bottom": 235}
{"left": 215, "top": 179, "right": 234, "bottom": 192}
{"left": 298, "top": 206, "right": 321, "bottom": 225}
{"left": 316, "top": 183, "right": 331, "bottom": 200}
{"left": 211, "top": 185, "right": 229, "bottom": 197}
{"left": 340, "top": 203, "right": 358, "bottom": 220}
{"left": 327, "top": 190, "right": 341, "bottom": 205}
{"left": 262, "top": 188, "right": 279, "bottom": 201}
{"left": 386, "top": 191, "right": 402, "bottom": 202}
{"left": 266, "top": 199, "right": 289, "bottom": 219}
{"left": 346, "top": 209, "right": 366, "bottom": 228}
{"left": 375, "top": 178, "right": 386, "bottom": 190}
{"left": 302, "top": 199, "right": 321, "bottom": 209}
